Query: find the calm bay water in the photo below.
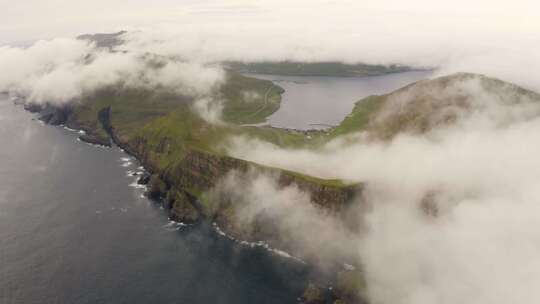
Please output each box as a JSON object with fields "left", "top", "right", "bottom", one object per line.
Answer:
{"left": 249, "top": 70, "right": 433, "bottom": 129}
{"left": 0, "top": 98, "right": 309, "bottom": 304}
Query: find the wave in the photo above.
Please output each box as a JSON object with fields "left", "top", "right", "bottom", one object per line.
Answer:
{"left": 75, "top": 137, "right": 110, "bottom": 148}
{"left": 212, "top": 222, "right": 305, "bottom": 264}
{"left": 163, "top": 220, "right": 188, "bottom": 231}
{"left": 129, "top": 180, "right": 147, "bottom": 189}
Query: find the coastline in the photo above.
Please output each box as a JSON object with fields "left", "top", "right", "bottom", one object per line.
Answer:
{"left": 17, "top": 99, "right": 366, "bottom": 304}
{"left": 25, "top": 101, "right": 313, "bottom": 263}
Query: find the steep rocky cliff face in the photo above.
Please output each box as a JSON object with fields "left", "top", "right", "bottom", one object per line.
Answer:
{"left": 74, "top": 105, "right": 364, "bottom": 242}
{"left": 19, "top": 73, "right": 370, "bottom": 303}
{"left": 122, "top": 135, "right": 364, "bottom": 229}
{"left": 24, "top": 72, "right": 540, "bottom": 304}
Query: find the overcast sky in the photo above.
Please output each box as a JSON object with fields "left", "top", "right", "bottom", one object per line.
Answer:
{"left": 2, "top": 0, "right": 540, "bottom": 90}
{"left": 2, "top": 0, "right": 539, "bottom": 44}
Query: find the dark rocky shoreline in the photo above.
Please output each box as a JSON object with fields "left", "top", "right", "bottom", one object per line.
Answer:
{"left": 20, "top": 101, "right": 367, "bottom": 304}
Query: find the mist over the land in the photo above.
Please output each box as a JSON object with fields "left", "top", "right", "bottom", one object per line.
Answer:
{"left": 225, "top": 76, "right": 540, "bottom": 304}
{"left": 2, "top": 1, "right": 540, "bottom": 303}
{"left": 1, "top": 0, "right": 540, "bottom": 98}
{"left": 0, "top": 39, "right": 224, "bottom": 105}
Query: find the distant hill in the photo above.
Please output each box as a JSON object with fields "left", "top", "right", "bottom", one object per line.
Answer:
{"left": 331, "top": 73, "right": 540, "bottom": 139}
{"left": 224, "top": 61, "right": 414, "bottom": 77}
{"left": 76, "top": 31, "right": 416, "bottom": 77}
{"left": 76, "top": 31, "right": 126, "bottom": 48}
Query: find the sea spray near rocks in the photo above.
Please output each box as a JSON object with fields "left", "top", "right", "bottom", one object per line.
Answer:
{"left": 212, "top": 222, "right": 306, "bottom": 264}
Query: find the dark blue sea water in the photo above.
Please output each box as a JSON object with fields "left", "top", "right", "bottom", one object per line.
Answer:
{"left": 0, "top": 97, "right": 310, "bottom": 304}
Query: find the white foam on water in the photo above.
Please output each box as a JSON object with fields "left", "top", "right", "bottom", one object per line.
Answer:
{"left": 343, "top": 263, "right": 356, "bottom": 271}
{"left": 76, "top": 137, "right": 109, "bottom": 149}
{"left": 126, "top": 170, "right": 142, "bottom": 177}
{"left": 212, "top": 222, "right": 231, "bottom": 238}
{"left": 128, "top": 180, "right": 146, "bottom": 189}
{"left": 63, "top": 126, "right": 77, "bottom": 132}
{"left": 271, "top": 248, "right": 301, "bottom": 261}
{"left": 163, "top": 220, "right": 188, "bottom": 231}
{"left": 212, "top": 222, "right": 305, "bottom": 264}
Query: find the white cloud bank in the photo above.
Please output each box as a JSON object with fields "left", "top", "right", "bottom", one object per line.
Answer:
{"left": 111, "top": 0, "right": 540, "bottom": 90}
{"left": 0, "top": 38, "right": 225, "bottom": 105}
{"left": 2, "top": 1, "right": 540, "bottom": 302}
{"left": 210, "top": 169, "right": 359, "bottom": 269}
{"left": 224, "top": 77, "right": 540, "bottom": 304}
{"left": 2, "top": 0, "right": 540, "bottom": 89}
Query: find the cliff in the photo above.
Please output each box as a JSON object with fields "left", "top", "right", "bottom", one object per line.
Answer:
{"left": 330, "top": 72, "right": 540, "bottom": 139}
{"left": 24, "top": 73, "right": 363, "bottom": 241}
{"left": 74, "top": 97, "right": 366, "bottom": 303}
{"left": 22, "top": 84, "right": 364, "bottom": 291}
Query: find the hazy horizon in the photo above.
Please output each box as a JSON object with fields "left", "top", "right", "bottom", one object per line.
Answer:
{"left": 3, "top": 2, "right": 540, "bottom": 304}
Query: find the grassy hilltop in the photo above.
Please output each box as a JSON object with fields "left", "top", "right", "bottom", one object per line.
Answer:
{"left": 330, "top": 72, "right": 540, "bottom": 139}
{"left": 65, "top": 70, "right": 366, "bottom": 303}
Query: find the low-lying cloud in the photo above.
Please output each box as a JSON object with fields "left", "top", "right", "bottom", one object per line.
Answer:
{"left": 2, "top": 0, "right": 540, "bottom": 92}
{"left": 2, "top": 2, "right": 540, "bottom": 302}
{"left": 0, "top": 38, "right": 225, "bottom": 105}
{"left": 192, "top": 97, "right": 225, "bottom": 124}
{"left": 209, "top": 169, "right": 361, "bottom": 270}
{"left": 223, "top": 76, "right": 540, "bottom": 304}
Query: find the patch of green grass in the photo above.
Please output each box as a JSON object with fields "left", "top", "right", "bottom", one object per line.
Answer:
{"left": 132, "top": 108, "right": 353, "bottom": 189}
{"left": 237, "top": 126, "right": 311, "bottom": 148}
{"left": 69, "top": 71, "right": 362, "bottom": 190}
{"left": 283, "top": 169, "right": 351, "bottom": 188}
{"left": 220, "top": 72, "right": 284, "bottom": 124}
{"left": 335, "top": 269, "right": 366, "bottom": 301}
{"left": 329, "top": 95, "right": 385, "bottom": 137}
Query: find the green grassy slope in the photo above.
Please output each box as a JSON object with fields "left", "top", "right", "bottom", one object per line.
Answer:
{"left": 71, "top": 72, "right": 533, "bottom": 196}
{"left": 328, "top": 73, "right": 540, "bottom": 140}
{"left": 71, "top": 72, "right": 283, "bottom": 134}
{"left": 67, "top": 71, "right": 353, "bottom": 190}
{"left": 220, "top": 73, "right": 284, "bottom": 124}
{"left": 329, "top": 95, "right": 384, "bottom": 138}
